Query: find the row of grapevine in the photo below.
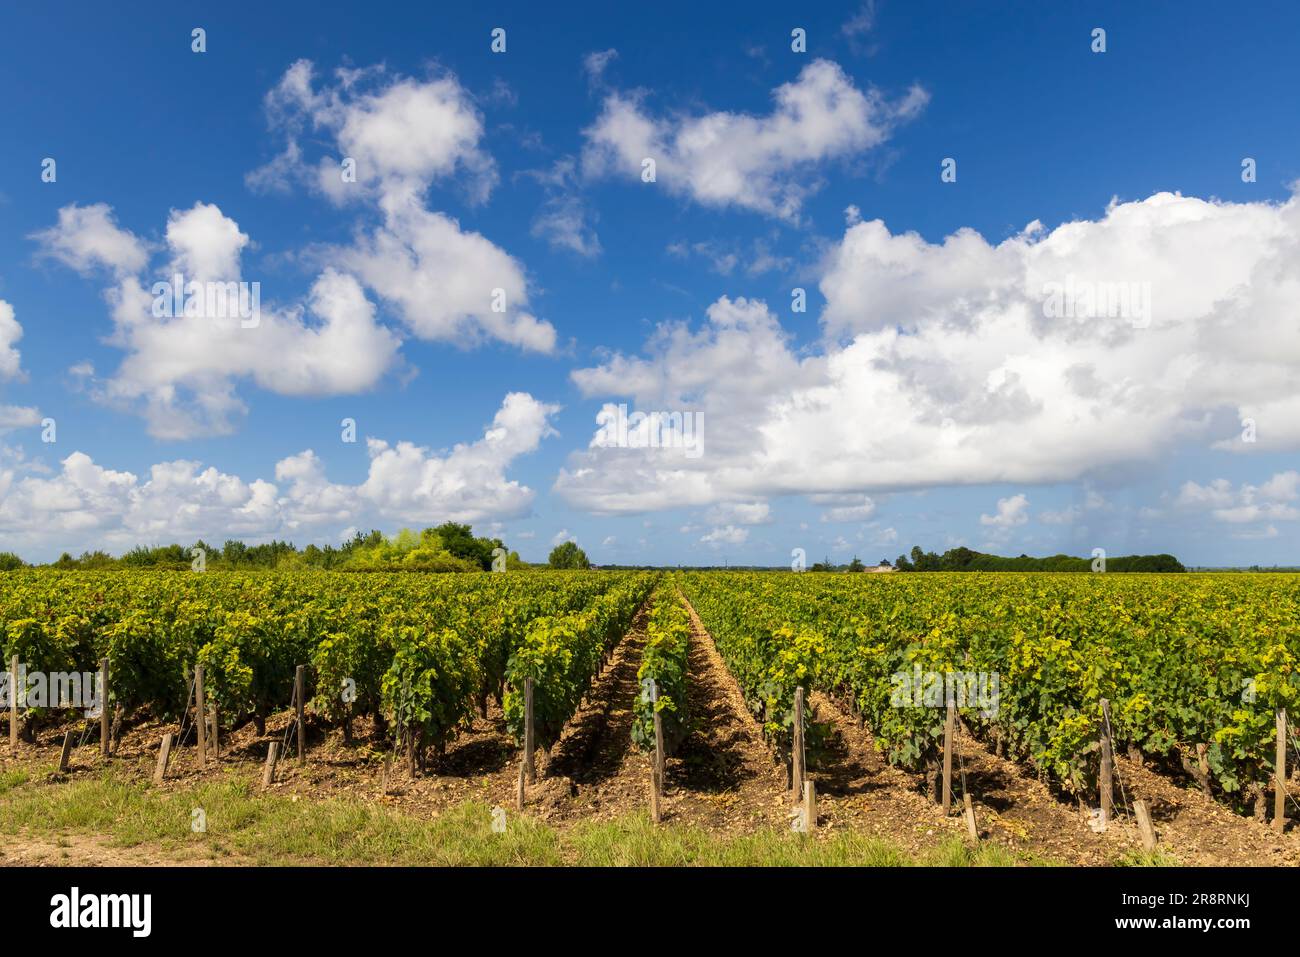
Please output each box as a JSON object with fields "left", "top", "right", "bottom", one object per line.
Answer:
{"left": 677, "top": 574, "right": 820, "bottom": 749}
{"left": 630, "top": 583, "right": 692, "bottom": 755}
{"left": 0, "top": 570, "right": 650, "bottom": 760}
{"left": 681, "top": 571, "right": 1300, "bottom": 804}
{"left": 503, "top": 573, "right": 656, "bottom": 748}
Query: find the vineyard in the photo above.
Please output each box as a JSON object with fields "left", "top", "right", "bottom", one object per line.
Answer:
{"left": 0, "top": 569, "right": 651, "bottom": 761}
{"left": 1, "top": 568, "right": 1298, "bottom": 865}
{"left": 681, "top": 572, "right": 1300, "bottom": 811}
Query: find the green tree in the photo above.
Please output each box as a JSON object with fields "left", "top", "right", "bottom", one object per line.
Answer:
{"left": 430, "top": 522, "right": 488, "bottom": 569}
{"left": 548, "top": 541, "right": 590, "bottom": 569}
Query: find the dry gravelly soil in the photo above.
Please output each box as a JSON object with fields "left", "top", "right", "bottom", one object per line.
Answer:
{"left": 1, "top": 593, "right": 1297, "bottom": 867}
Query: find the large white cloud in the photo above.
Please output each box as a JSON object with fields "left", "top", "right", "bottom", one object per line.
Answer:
{"left": 250, "top": 59, "right": 556, "bottom": 353}
{"left": 164, "top": 201, "right": 249, "bottom": 280}
{"left": 354, "top": 391, "right": 559, "bottom": 523}
{"left": 34, "top": 201, "right": 402, "bottom": 438}
{"left": 556, "top": 295, "right": 816, "bottom": 513}
{"left": 252, "top": 59, "right": 496, "bottom": 205}
{"left": 342, "top": 202, "right": 555, "bottom": 352}
{"left": 0, "top": 393, "right": 558, "bottom": 558}
{"left": 555, "top": 189, "right": 1300, "bottom": 515}
{"left": 583, "top": 59, "right": 927, "bottom": 221}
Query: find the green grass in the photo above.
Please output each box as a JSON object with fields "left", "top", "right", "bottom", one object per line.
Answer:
{"left": 0, "top": 768, "right": 31, "bottom": 795}
{"left": 1114, "top": 847, "right": 1182, "bottom": 867}
{"left": 569, "top": 815, "right": 1024, "bottom": 866}
{"left": 0, "top": 769, "right": 1045, "bottom": 866}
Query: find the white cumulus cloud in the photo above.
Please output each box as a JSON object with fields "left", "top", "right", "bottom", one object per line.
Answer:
{"left": 980, "top": 494, "right": 1030, "bottom": 527}
{"left": 555, "top": 189, "right": 1300, "bottom": 520}
{"left": 0, "top": 393, "right": 557, "bottom": 558}
{"left": 1176, "top": 471, "right": 1300, "bottom": 525}
{"left": 34, "top": 201, "right": 402, "bottom": 439}
{"left": 582, "top": 59, "right": 927, "bottom": 222}
{"left": 700, "top": 525, "right": 748, "bottom": 547}
{"left": 251, "top": 60, "right": 557, "bottom": 354}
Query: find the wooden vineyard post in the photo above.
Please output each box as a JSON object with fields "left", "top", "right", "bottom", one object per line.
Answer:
{"left": 792, "top": 686, "right": 806, "bottom": 797}
{"left": 649, "top": 771, "right": 662, "bottom": 824}
{"left": 262, "top": 741, "right": 279, "bottom": 789}
{"left": 1099, "top": 699, "right": 1114, "bottom": 830}
{"left": 803, "top": 780, "right": 817, "bottom": 831}
{"left": 955, "top": 727, "right": 979, "bottom": 841}
{"left": 1133, "top": 799, "right": 1157, "bottom": 851}
{"left": 963, "top": 793, "right": 979, "bottom": 842}
{"left": 154, "top": 733, "right": 174, "bottom": 784}
{"left": 515, "top": 762, "right": 525, "bottom": 811}
{"left": 653, "top": 679, "right": 665, "bottom": 782}
{"left": 1275, "top": 708, "right": 1288, "bottom": 833}
{"left": 523, "top": 677, "right": 536, "bottom": 784}
{"left": 210, "top": 704, "right": 219, "bottom": 760}
{"left": 650, "top": 679, "right": 664, "bottom": 824}
{"left": 942, "top": 700, "right": 956, "bottom": 815}
{"left": 295, "top": 664, "right": 306, "bottom": 766}
{"left": 8, "top": 654, "right": 17, "bottom": 751}
{"left": 99, "top": 657, "right": 110, "bottom": 758}
{"left": 59, "top": 730, "right": 74, "bottom": 773}
{"left": 195, "top": 664, "right": 207, "bottom": 769}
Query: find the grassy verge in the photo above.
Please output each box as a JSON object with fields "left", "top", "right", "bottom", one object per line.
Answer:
{"left": 0, "top": 765, "right": 1044, "bottom": 867}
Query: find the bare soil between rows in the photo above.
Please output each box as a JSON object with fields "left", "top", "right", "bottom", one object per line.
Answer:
{"left": 2, "top": 591, "right": 1298, "bottom": 866}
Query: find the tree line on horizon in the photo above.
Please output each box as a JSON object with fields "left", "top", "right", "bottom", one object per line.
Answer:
{"left": 0, "top": 523, "right": 594, "bottom": 573}
{"left": 890, "top": 545, "right": 1186, "bottom": 573}
{"left": 0, "top": 537, "right": 1195, "bottom": 575}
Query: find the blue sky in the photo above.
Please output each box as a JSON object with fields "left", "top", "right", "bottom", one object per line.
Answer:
{"left": 1, "top": 0, "right": 1299, "bottom": 565}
